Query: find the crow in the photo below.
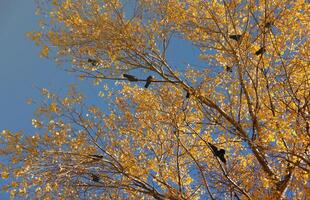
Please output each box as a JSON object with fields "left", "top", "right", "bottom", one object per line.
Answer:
{"left": 226, "top": 65, "right": 233, "bottom": 73}
{"left": 208, "top": 142, "right": 226, "bottom": 163}
{"left": 123, "top": 74, "right": 139, "bottom": 82}
{"left": 89, "top": 154, "right": 103, "bottom": 161}
{"left": 186, "top": 91, "right": 190, "bottom": 98}
{"left": 88, "top": 58, "right": 98, "bottom": 66}
{"left": 264, "top": 22, "right": 272, "bottom": 29}
{"left": 229, "top": 34, "right": 242, "bottom": 41}
{"left": 92, "top": 174, "right": 100, "bottom": 182}
{"left": 255, "top": 47, "right": 266, "bottom": 56}
{"left": 144, "top": 76, "right": 154, "bottom": 88}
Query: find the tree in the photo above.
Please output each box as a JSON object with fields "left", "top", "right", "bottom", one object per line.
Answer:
{"left": 1, "top": 0, "right": 309, "bottom": 199}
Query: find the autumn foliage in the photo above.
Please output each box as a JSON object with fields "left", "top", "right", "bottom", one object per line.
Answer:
{"left": 1, "top": 0, "right": 309, "bottom": 199}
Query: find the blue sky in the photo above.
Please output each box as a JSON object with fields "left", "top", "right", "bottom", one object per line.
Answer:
{"left": 0, "top": 1, "right": 202, "bottom": 198}
{"left": 0, "top": 1, "right": 98, "bottom": 198}
{"left": 0, "top": 0, "right": 101, "bottom": 134}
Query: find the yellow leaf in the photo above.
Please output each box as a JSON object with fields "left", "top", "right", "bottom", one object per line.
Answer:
{"left": 49, "top": 102, "right": 57, "bottom": 112}
{"left": 1, "top": 170, "right": 9, "bottom": 179}
{"left": 40, "top": 45, "right": 49, "bottom": 57}
{"left": 26, "top": 98, "right": 33, "bottom": 104}
{"left": 11, "top": 181, "right": 18, "bottom": 188}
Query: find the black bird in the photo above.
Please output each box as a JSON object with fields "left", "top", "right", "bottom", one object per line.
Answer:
{"left": 229, "top": 34, "right": 242, "bottom": 41}
{"left": 89, "top": 154, "right": 103, "bottom": 161}
{"left": 264, "top": 22, "right": 272, "bottom": 28}
{"left": 123, "top": 74, "right": 139, "bottom": 82}
{"left": 88, "top": 58, "right": 98, "bottom": 66}
{"left": 225, "top": 65, "right": 233, "bottom": 73}
{"left": 208, "top": 142, "right": 226, "bottom": 163}
{"left": 144, "top": 76, "right": 154, "bottom": 88}
{"left": 255, "top": 47, "right": 266, "bottom": 56}
{"left": 186, "top": 92, "right": 190, "bottom": 98}
{"left": 92, "top": 174, "right": 100, "bottom": 182}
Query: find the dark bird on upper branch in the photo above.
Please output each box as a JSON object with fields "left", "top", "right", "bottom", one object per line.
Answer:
{"left": 88, "top": 58, "right": 99, "bottom": 66}
{"left": 264, "top": 22, "right": 272, "bottom": 29}
{"left": 92, "top": 174, "right": 100, "bottom": 182}
{"left": 123, "top": 74, "right": 139, "bottom": 82}
{"left": 225, "top": 65, "right": 233, "bottom": 73}
{"left": 255, "top": 47, "right": 266, "bottom": 56}
{"left": 144, "top": 76, "right": 154, "bottom": 88}
{"left": 208, "top": 142, "right": 226, "bottom": 163}
{"left": 89, "top": 154, "right": 103, "bottom": 161}
{"left": 229, "top": 34, "right": 242, "bottom": 41}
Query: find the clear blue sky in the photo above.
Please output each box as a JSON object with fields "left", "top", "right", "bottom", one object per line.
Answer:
{"left": 0, "top": 1, "right": 99, "bottom": 198}
{"left": 0, "top": 1, "right": 201, "bottom": 198}
{"left": 0, "top": 0, "right": 101, "bottom": 133}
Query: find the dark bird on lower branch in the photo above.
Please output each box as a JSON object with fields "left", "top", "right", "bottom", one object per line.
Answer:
{"left": 92, "top": 174, "right": 100, "bottom": 182}
{"left": 229, "top": 34, "right": 242, "bottom": 41}
{"left": 144, "top": 76, "right": 154, "bottom": 88}
{"left": 208, "top": 142, "right": 226, "bottom": 163}
{"left": 88, "top": 58, "right": 98, "bottom": 66}
{"left": 255, "top": 47, "right": 266, "bottom": 56}
{"left": 186, "top": 92, "right": 190, "bottom": 98}
{"left": 123, "top": 74, "right": 139, "bottom": 82}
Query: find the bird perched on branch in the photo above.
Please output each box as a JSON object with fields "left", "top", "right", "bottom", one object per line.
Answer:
{"left": 225, "top": 65, "right": 233, "bottom": 73}
{"left": 123, "top": 74, "right": 139, "bottom": 82}
{"left": 264, "top": 22, "right": 272, "bottom": 29}
{"left": 255, "top": 47, "right": 266, "bottom": 56}
{"left": 92, "top": 174, "right": 100, "bottom": 182}
{"left": 88, "top": 58, "right": 99, "bottom": 66}
{"left": 229, "top": 34, "right": 242, "bottom": 41}
{"left": 88, "top": 154, "right": 103, "bottom": 161}
{"left": 208, "top": 142, "right": 226, "bottom": 163}
{"left": 186, "top": 91, "right": 190, "bottom": 98}
{"left": 144, "top": 76, "right": 154, "bottom": 88}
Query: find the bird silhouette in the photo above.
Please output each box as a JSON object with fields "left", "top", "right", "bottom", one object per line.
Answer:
{"left": 225, "top": 65, "right": 233, "bottom": 73}
{"left": 144, "top": 76, "right": 154, "bottom": 88}
{"left": 123, "top": 74, "right": 139, "bottom": 82}
{"left": 92, "top": 174, "right": 100, "bottom": 182}
{"left": 186, "top": 92, "right": 190, "bottom": 98}
{"left": 208, "top": 142, "right": 226, "bottom": 163}
{"left": 264, "top": 22, "right": 272, "bottom": 28}
{"left": 229, "top": 34, "right": 242, "bottom": 41}
{"left": 88, "top": 58, "right": 98, "bottom": 66}
{"left": 255, "top": 47, "right": 266, "bottom": 56}
{"left": 89, "top": 154, "right": 103, "bottom": 161}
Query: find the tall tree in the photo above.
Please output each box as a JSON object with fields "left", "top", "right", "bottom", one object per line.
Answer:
{"left": 1, "top": 0, "right": 309, "bottom": 199}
